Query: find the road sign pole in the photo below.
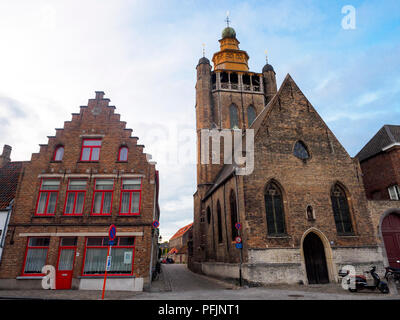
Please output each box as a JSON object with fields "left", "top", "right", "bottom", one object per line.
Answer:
{"left": 101, "top": 245, "right": 111, "bottom": 300}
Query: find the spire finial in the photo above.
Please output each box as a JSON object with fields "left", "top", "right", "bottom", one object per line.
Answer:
{"left": 225, "top": 11, "right": 230, "bottom": 27}
{"left": 265, "top": 49, "right": 268, "bottom": 64}
{"left": 202, "top": 43, "right": 205, "bottom": 57}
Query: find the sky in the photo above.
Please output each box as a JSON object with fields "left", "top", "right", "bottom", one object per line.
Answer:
{"left": 0, "top": 0, "right": 399, "bottom": 241}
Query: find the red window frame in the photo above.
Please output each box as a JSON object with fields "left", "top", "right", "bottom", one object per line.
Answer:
{"left": 80, "top": 138, "right": 102, "bottom": 161}
{"left": 119, "top": 178, "right": 142, "bottom": 216}
{"left": 91, "top": 179, "right": 114, "bottom": 215}
{"left": 35, "top": 178, "right": 60, "bottom": 216}
{"left": 53, "top": 145, "right": 64, "bottom": 161}
{"left": 118, "top": 146, "right": 128, "bottom": 162}
{"left": 63, "top": 179, "right": 87, "bottom": 215}
{"left": 81, "top": 237, "right": 135, "bottom": 277}
{"left": 21, "top": 237, "right": 50, "bottom": 276}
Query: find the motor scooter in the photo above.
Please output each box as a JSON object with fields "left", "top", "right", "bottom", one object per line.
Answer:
{"left": 384, "top": 260, "right": 400, "bottom": 283}
{"left": 339, "top": 266, "right": 389, "bottom": 293}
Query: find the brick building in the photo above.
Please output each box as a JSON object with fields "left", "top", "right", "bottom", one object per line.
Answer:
{"left": 168, "top": 223, "right": 193, "bottom": 263}
{"left": 0, "top": 145, "right": 25, "bottom": 262}
{"left": 356, "top": 126, "right": 400, "bottom": 269}
{"left": 0, "top": 92, "right": 160, "bottom": 291}
{"left": 190, "top": 26, "right": 400, "bottom": 285}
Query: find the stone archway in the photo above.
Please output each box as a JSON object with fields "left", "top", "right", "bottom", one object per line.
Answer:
{"left": 300, "top": 228, "right": 337, "bottom": 284}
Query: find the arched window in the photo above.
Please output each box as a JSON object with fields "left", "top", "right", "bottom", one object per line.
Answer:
{"left": 118, "top": 146, "right": 128, "bottom": 161}
{"left": 53, "top": 146, "right": 64, "bottom": 161}
{"left": 229, "top": 104, "right": 239, "bottom": 129}
{"left": 331, "top": 184, "right": 354, "bottom": 235}
{"left": 247, "top": 105, "right": 256, "bottom": 127}
{"left": 230, "top": 190, "right": 238, "bottom": 241}
{"left": 293, "top": 141, "right": 310, "bottom": 160}
{"left": 217, "top": 201, "right": 223, "bottom": 243}
{"left": 265, "top": 181, "right": 286, "bottom": 235}
{"left": 207, "top": 206, "right": 211, "bottom": 224}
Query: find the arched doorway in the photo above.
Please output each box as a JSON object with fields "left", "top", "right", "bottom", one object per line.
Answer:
{"left": 303, "top": 232, "right": 329, "bottom": 284}
{"left": 382, "top": 213, "right": 400, "bottom": 268}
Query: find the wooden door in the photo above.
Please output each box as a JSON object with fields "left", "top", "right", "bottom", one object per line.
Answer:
{"left": 303, "top": 232, "right": 329, "bottom": 284}
{"left": 382, "top": 213, "right": 400, "bottom": 268}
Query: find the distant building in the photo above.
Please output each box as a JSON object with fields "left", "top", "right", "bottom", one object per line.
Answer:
{"left": 169, "top": 223, "right": 193, "bottom": 263}
{"left": 356, "top": 125, "right": 400, "bottom": 269}
{"left": 0, "top": 145, "right": 25, "bottom": 262}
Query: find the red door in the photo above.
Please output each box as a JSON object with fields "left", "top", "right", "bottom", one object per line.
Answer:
{"left": 56, "top": 244, "right": 76, "bottom": 290}
{"left": 382, "top": 213, "right": 400, "bottom": 268}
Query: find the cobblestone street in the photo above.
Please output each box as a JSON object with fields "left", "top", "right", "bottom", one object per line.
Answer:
{"left": 0, "top": 264, "right": 398, "bottom": 300}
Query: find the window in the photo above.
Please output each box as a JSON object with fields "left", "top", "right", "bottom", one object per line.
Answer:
{"left": 80, "top": 139, "right": 102, "bottom": 161}
{"left": 293, "top": 141, "right": 310, "bottom": 160}
{"left": 331, "top": 184, "right": 354, "bottom": 235}
{"left": 217, "top": 201, "right": 223, "bottom": 243}
{"left": 82, "top": 237, "right": 135, "bottom": 276}
{"left": 247, "top": 105, "right": 256, "bottom": 127}
{"left": 118, "top": 146, "right": 128, "bottom": 162}
{"left": 36, "top": 179, "right": 60, "bottom": 215}
{"left": 229, "top": 104, "right": 239, "bottom": 129}
{"left": 92, "top": 179, "right": 114, "bottom": 215}
{"left": 306, "top": 205, "right": 315, "bottom": 221}
{"left": 388, "top": 185, "right": 400, "bottom": 200}
{"left": 22, "top": 237, "right": 50, "bottom": 275}
{"left": 229, "top": 190, "right": 238, "bottom": 241}
{"left": 265, "top": 181, "right": 286, "bottom": 235}
{"left": 64, "top": 180, "right": 87, "bottom": 215}
{"left": 119, "top": 179, "right": 142, "bottom": 215}
{"left": 53, "top": 146, "right": 64, "bottom": 161}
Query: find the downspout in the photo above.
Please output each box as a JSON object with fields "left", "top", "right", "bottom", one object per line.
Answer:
{"left": 148, "top": 177, "right": 158, "bottom": 289}
{"left": 234, "top": 175, "right": 243, "bottom": 286}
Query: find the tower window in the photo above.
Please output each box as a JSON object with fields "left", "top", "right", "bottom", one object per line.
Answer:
{"left": 53, "top": 146, "right": 64, "bottom": 161}
{"left": 247, "top": 105, "right": 256, "bottom": 127}
{"left": 217, "top": 201, "right": 223, "bottom": 243}
{"left": 229, "top": 104, "right": 239, "bottom": 129}
{"left": 293, "top": 141, "right": 310, "bottom": 160}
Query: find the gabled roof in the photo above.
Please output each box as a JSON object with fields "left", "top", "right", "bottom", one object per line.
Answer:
{"left": 356, "top": 125, "right": 400, "bottom": 162}
{"left": 0, "top": 161, "right": 24, "bottom": 210}
{"left": 169, "top": 223, "right": 193, "bottom": 241}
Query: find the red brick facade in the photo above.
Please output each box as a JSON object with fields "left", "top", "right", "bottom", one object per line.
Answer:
{"left": 0, "top": 92, "right": 160, "bottom": 291}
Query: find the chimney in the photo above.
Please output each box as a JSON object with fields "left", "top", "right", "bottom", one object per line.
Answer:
{"left": 0, "top": 144, "right": 12, "bottom": 167}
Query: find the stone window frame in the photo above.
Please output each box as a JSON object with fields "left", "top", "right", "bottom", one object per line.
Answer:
{"left": 293, "top": 140, "right": 311, "bottom": 162}
{"left": 330, "top": 182, "right": 356, "bottom": 236}
{"left": 264, "top": 179, "right": 288, "bottom": 237}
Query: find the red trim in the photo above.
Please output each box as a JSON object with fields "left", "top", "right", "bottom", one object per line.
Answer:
{"left": 118, "top": 178, "right": 142, "bottom": 216}
{"left": 80, "top": 138, "right": 102, "bottom": 162}
{"left": 118, "top": 146, "right": 128, "bottom": 162}
{"left": 90, "top": 178, "right": 114, "bottom": 215}
{"left": 21, "top": 237, "right": 50, "bottom": 277}
{"left": 63, "top": 179, "right": 87, "bottom": 216}
{"left": 35, "top": 178, "right": 60, "bottom": 216}
{"left": 81, "top": 237, "right": 135, "bottom": 277}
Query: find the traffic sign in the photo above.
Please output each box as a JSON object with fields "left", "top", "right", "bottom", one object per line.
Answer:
{"left": 152, "top": 220, "right": 160, "bottom": 228}
{"left": 108, "top": 224, "right": 117, "bottom": 241}
{"left": 235, "top": 222, "right": 242, "bottom": 230}
{"left": 235, "top": 236, "right": 242, "bottom": 244}
{"left": 235, "top": 243, "right": 243, "bottom": 249}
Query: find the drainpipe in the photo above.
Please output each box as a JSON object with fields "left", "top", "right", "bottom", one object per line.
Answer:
{"left": 0, "top": 199, "right": 14, "bottom": 263}
{"left": 235, "top": 175, "right": 243, "bottom": 287}
{"left": 149, "top": 182, "right": 157, "bottom": 290}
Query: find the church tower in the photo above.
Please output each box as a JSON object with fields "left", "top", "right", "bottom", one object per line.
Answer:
{"left": 195, "top": 24, "right": 277, "bottom": 187}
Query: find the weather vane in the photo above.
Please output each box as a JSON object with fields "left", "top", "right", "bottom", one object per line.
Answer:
{"left": 225, "top": 11, "right": 230, "bottom": 27}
